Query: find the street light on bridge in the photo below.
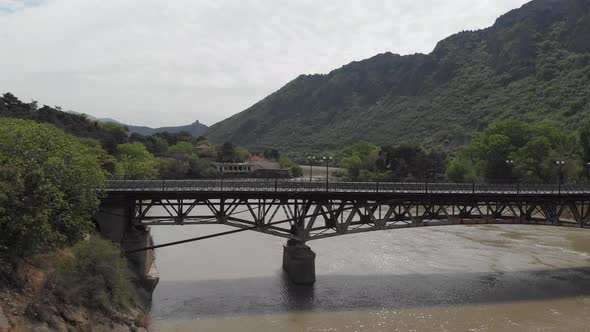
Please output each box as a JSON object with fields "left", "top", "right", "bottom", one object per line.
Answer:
{"left": 307, "top": 156, "right": 315, "bottom": 182}
{"left": 505, "top": 159, "right": 515, "bottom": 184}
{"left": 323, "top": 156, "right": 333, "bottom": 191}
{"left": 555, "top": 160, "right": 566, "bottom": 190}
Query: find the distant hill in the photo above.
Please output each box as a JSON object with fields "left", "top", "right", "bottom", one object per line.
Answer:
{"left": 98, "top": 119, "right": 208, "bottom": 137}
{"left": 206, "top": 0, "right": 590, "bottom": 151}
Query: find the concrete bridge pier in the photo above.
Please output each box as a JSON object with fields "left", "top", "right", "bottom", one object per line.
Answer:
{"left": 121, "top": 225, "right": 159, "bottom": 293}
{"left": 282, "top": 240, "right": 316, "bottom": 285}
{"left": 95, "top": 196, "right": 159, "bottom": 296}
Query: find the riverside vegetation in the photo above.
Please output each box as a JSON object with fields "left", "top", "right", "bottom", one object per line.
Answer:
{"left": 0, "top": 92, "right": 301, "bottom": 180}
{"left": 0, "top": 119, "right": 147, "bottom": 331}
{"left": 327, "top": 119, "right": 590, "bottom": 184}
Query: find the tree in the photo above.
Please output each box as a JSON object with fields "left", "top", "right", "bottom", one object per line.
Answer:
{"left": 579, "top": 122, "right": 590, "bottom": 163}
{"left": 455, "top": 120, "right": 579, "bottom": 183}
{"left": 217, "top": 142, "right": 237, "bottom": 162}
{"left": 159, "top": 142, "right": 211, "bottom": 179}
{"left": 279, "top": 157, "right": 303, "bottom": 178}
{"left": 341, "top": 154, "right": 363, "bottom": 179}
{"left": 0, "top": 119, "right": 105, "bottom": 255}
{"left": 115, "top": 143, "right": 159, "bottom": 179}
{"left": 447, "top": 156, "right": 477, "bottom": 183}
{"left": 381, "top": 142, "right": 446, "bottom": 180}
{"left": 98, "top": 122, "right": 129, "bottom": 154}
{"left": 513, "top": 136, "right": 553, "bottom": 182}
{"left": 129, "top": 133, "right": 168, "bottom": 156}
{"left": 263, "top": 149, "right": 280, "bottom": 160}
{"left": 234, "top": 146, "right": 250, "bottom": 161}
{"left": 168, "top": 141, "right": 196, "bottom": 158}
{"left": 338, "top": 141, "right": 380, "bottom": 178}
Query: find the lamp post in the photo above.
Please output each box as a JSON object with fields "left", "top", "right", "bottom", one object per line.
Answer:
{"left": 377, "top": 163, "right": 390, "bottom": 193}
{"left": 220, "top": 166, "right": 224, "bottom": 192}
{"left": 505, "top": 159, "right": 515, "bottom": 184}
{"left": 555, "top": 160, "right": 566, "bottom": 193}
{"left": 323, "top": 156, "right": 332, "bottom": 191}
{"left": 307, "top": 156, "right": 315, "bottom": 182}
{"left": 431, "top": 162, "right": 437, "bottom": 183}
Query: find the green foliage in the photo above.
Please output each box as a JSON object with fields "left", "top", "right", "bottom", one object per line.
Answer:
{"left": 451, "top": 120, "right": 581, "bottom": 183}
{"left": 115, "top": 143, "right": 159, "bottom": 179}
{"left": 217, "top": 142, "right": 238, "bottom": 162}
{"left": 0, "top": 93, "right": 130, "bottom": 154}
{"left": 205, "top": 1, "right": 590, "bottom": 152}
{"left": 52, "top": 237, "right": 136, "bottom": 314}
{"left": 129, "top": 133, "right": 169, "bottom": 156}
{"left": 341, "top": 154, "right": 363, "bottom": 178}
{"left": 279, "top": 157, "right": 303, "bottom": 177}
{"left": 263, "top": 149, "right": 281, "bottom": 160}
{"left": 337, "top": 141, "right": 380, "bottom": 179}
{"left": 447, "top": 155, "right": 477, "bottom": 182}
{"left": 168, "top": 141, "right": 196, "bottom": 156}
{"left": 580, "top": 122, "right": 590, "bottom": 162}
{"left": 234, "top": 146, "right": 251, "bottom": 161}
{"left": 159, "top": 141, "right": 212, "bottom": 179}
{"left": 382, "top": 142, "right": 447, "bottom": 180}
{"left": 334, "top": 141, "right": 447, "bottom": 181}
{"left": 0, "top": 119, "right": 105, "bottom": 256}
{"left": 0, "top": 91, "right": 217, "bottom": 180}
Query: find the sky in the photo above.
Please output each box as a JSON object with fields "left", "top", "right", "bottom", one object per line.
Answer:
{"left": 0, "top": 0, "right": 530, "bottom": 127}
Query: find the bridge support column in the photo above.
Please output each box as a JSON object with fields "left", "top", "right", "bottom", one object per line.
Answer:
{"left": 121, "top": 225, "right": 159, "bottom": 293}
{"left": 95, "top": 196, "right": 159, "bottom": 298}
{"left": 94, "top": 195, "right": 132, "bottom": 242}
{"left": 216, "top": 214, "right": 228, "bottom": 224}
{"left": 282, "top": 240, "right": 316, "bottom": 285}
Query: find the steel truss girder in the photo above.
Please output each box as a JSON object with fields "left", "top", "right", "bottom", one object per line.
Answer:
{"left": 131, "top": 198, "right": 590, "bottom": 242}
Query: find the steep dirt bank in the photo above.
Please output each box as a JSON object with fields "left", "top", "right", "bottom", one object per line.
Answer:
{"left": 0, "top": 251, "right": 153, "bottom": 331}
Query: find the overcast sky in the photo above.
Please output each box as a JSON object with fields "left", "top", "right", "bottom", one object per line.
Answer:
{"left": 0, "top": 0, "right": 530, "bottom": 127}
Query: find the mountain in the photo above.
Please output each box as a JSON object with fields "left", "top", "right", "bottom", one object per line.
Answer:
{"left": 99, "top": 119, "right": 208, "bottom": 137}
{"left": 97, "top": 117, "right": 126, "bottom": 125}
{"left": 206, "top": 0, "right": 590, "bottom": 151}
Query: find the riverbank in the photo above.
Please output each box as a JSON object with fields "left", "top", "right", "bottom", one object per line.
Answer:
{"left": 0, "top": 238, "right": 152, "bottom": 332}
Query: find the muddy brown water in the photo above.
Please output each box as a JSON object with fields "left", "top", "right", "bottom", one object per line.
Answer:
{"left": 148, "top": 217, "right": 590, "bottom": 332}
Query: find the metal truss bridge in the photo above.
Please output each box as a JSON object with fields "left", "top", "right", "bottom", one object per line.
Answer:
{"left": 104, "top": 179, "right": 590, "bottom": 243}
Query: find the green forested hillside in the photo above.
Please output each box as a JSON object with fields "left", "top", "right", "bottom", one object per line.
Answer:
{"left": 206, "top": 0, "right": 590, "bottom": 151}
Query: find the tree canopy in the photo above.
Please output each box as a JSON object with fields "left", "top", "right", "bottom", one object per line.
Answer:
{"left": 0, "top": 118, "right": 106, "bottom": 255}
{"left": 448, "top": 120, "right": 581, "bottom": 183}
{"left": 114, "top": 143, "right": 159, "bottom": 179}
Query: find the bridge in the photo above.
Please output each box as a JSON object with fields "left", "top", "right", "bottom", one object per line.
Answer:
{"left": 96, "top": 179, "right": 590, "bottom": 285}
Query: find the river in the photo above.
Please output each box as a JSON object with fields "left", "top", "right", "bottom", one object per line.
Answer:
{"left": 147, "top": 213, "right": 590, "bottom": 332}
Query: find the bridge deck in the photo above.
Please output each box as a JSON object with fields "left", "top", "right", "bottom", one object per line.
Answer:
{"left": 106, "top": 180, "right": 590, "bottom": 196}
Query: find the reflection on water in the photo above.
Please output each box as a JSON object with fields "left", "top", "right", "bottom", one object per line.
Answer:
{"left": 149, "top": 222, "right": 590, "bottom": 331}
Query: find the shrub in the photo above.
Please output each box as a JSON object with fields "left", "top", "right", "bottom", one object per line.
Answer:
{"left": 52, "top": 237, "right": 136, "bottom": 314}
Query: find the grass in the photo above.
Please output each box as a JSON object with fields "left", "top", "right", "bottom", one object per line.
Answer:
{"left": 51, "top": 236, "right": 138, "bottom": 314}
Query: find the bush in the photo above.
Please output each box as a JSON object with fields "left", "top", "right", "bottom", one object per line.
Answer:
{"left": 279, "top": 157, "right": 303, "bottom": 177}
{"left": 0, "top": 119, "right": 106, "bottom": 256}
{"left": 52, "top": 237, "right": 136, "bottom": 314}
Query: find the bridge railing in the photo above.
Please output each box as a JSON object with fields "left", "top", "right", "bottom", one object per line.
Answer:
{"left": 105, "top": 179, "right": 590, "bottom": 195}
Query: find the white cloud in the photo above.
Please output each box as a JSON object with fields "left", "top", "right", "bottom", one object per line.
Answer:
{"left": 0, "top": 0, "right": 529, "bottom": 127}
